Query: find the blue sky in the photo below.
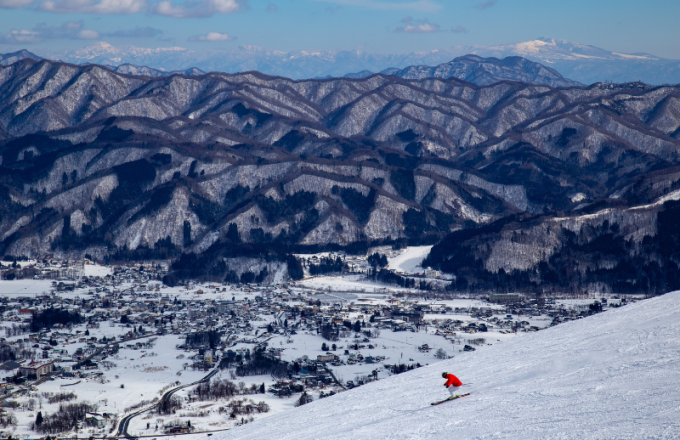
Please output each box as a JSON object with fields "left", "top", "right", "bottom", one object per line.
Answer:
{"left": 0, "top": 0, "right": 678, "bottom": 58}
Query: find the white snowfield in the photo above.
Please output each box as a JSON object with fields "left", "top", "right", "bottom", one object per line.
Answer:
{"left": 387, "top": 245, "right": 432, "bottom": 273}
{"left": 216, "top": 291, "right": 680, "bottom": 440}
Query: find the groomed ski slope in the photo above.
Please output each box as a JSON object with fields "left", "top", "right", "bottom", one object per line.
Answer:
{"left": 216, "top": 292, "right": 680, "bottom": 440}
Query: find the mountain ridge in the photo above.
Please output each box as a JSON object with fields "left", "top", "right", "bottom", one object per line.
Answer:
{"left": 381, "top": 54, "right": 581, "bottom": 87}
{"left": 0, "top": 49, "right": 579, "bottom": 88}
{"left": 28, "top": 37, "right": 680, "bottom": 84}
{"left": 1, "top": 57, "right": 680, "bottom": 290}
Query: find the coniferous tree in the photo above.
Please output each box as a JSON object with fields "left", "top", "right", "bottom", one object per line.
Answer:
{"left": 296, "top": 391, "right": 313, "bottom": 407}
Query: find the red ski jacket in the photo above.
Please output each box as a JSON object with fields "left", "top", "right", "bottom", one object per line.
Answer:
{"left": 444, "top": 373, "right": 462, "bottom": 387}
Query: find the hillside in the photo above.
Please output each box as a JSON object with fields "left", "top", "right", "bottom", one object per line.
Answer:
{"left": 2, "top": 58, "right": 680, "bottom": 287}
{"left": 215, "top": 291, "right": 680, "bottom": 440}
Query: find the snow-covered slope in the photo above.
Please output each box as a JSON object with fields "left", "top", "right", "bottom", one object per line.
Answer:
{"left": 387, "top": 245, "right": 432, "bottom": 273}
{"left": 216, "top": 292, "right": 680, "bottom": 439}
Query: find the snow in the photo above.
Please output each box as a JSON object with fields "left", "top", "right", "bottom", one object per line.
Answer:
{"left": 296, "top": 275, "right": 415, "bottom": 294}
{"left": 387, "top": 246, "right": 432, "bottom": 274}
{"left": 83, "top": 263, "right": 113, "bottom": 277}
{"left": 215, "top": 291, "right": 680, "bottom": 439}
{"left": 0, "top": 279, "right": 53, "bottom": 296}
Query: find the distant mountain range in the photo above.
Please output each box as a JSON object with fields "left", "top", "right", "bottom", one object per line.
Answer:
{"left": 3, "top": 38, "right": 680, "bottom": 85}
{"left": 7, "top": 37, "right": 674, "bottom": 85}
{"left": 380, "top": 54, "right": 581, "bottom": 88}
{"left": 2, "top": 56, "right": 680, "bottom": 291}
{"left": 0, "top": 48, "right": 582, "bottom": 88}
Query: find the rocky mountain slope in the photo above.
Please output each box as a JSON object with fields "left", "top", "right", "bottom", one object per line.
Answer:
{"left": 1, "top": 57, "right": 680, "bottom": 289}
{"left": 33, "top": 38, "right": 680, "bottom": 84}
{"left": 382, "top": 54, "right": 581, "bottom": 88}
{"left": 214, "top": 291, "right": 680, "bottom": 439}
{"left": 0, "top": 50, "right": 42, "bottom": 66}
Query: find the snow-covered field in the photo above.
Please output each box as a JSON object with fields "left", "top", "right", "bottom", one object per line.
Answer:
{"left": 387, "top": 246, "right": 432, "bottom": 273}
{"left": 0, "top": 279, "right": 53, "bottom": 296}
{"left": 83, "top": 264, "right": 113, "bottom": 277}
{"left": 215, "top": 291, "right": 680, "bottom": 440}
{"left": 296, "top": 275, "right": 416, "bottom": 294}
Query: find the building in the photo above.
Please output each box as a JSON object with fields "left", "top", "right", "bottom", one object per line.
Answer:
{"left": 20, "top": 360, "right": 54, "bottom": 378}
{"left": 424, "top": 267, "right": 439, "bottom": 278}
{"left": 390, "top": 311, "right": 424, "bottom": 324}
{"left": 0, "top": 361, "right": 21, "bottom": 372}
{"left": 488, "top": 294, "right": 521, "bottom": 304}
{"left": 86, "top": 416, "right": 106, "bottom": 428}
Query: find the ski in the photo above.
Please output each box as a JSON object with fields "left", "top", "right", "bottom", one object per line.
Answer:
{"left": 431, "top": 393, "right": 470, "bottom": 405}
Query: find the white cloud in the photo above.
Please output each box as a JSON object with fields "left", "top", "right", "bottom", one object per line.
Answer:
{"left": 78, "top": 29, "right": 101, "bottom": 39}
{"left": 0, "top": 29, "right": 42, "bottom": 44}
{"left": 5, "top": 0, "right": 247, "bottom": 16}
{"left": 451, "top": 26, "right": 467, "bottom": 33}
{"left": 312, "top": 0, "right": 440, "bottom": 12}
{"left": 396, "top": 22, "right": 440, "bottom": 33}
{"left": 0, "top": 0, "right": 35, "bottom": 8}
{"left": 0, "top": 20, "right": 103, "bottom": 43}
{"left": 395, "top": 17, "right": 440, "bottom": 33}
{"left": 39, "top": 0, "right": 147, "bottom": 14}
{"left": 151, "top": 0, "right": 246, "bottom": 18}
{"left": 104, "top": 26, "right": 163, "bottom": 38}
{"left": 188, "top": 31, "right": 236, "bottom": 41}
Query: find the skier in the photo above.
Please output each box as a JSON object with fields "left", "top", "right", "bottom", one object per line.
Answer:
{"left": 442, "top": 372, "right": 463, "bottom": 398}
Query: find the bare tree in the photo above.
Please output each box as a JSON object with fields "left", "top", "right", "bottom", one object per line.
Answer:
{"left": 434, "top": 348, "right": 448, "bottom": 359}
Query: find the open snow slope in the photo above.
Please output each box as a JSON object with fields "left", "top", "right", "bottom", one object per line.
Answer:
{"left": 217, "top": 292, "right": 680, "bottom": 440}
{"left": 388, "top": 245, "right": 432, "bottom": 274}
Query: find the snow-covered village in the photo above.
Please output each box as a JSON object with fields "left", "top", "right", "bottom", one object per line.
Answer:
{"left": 0, "top": 246, "right": 643, "bottom": 439}
{"left": 2, "top": 5, "right": 680, "bottom": 436}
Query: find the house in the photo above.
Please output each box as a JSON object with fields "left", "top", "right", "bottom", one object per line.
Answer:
{"left": 317, "top": 354, "right": 335, "bottom": 362}
{"left": 86, "top": 416, "right": 106, "bottom": 428}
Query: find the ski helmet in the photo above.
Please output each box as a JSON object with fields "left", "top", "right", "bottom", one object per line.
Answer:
{"left": 442, "top": 372, "right": 447, "bottom": 378}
